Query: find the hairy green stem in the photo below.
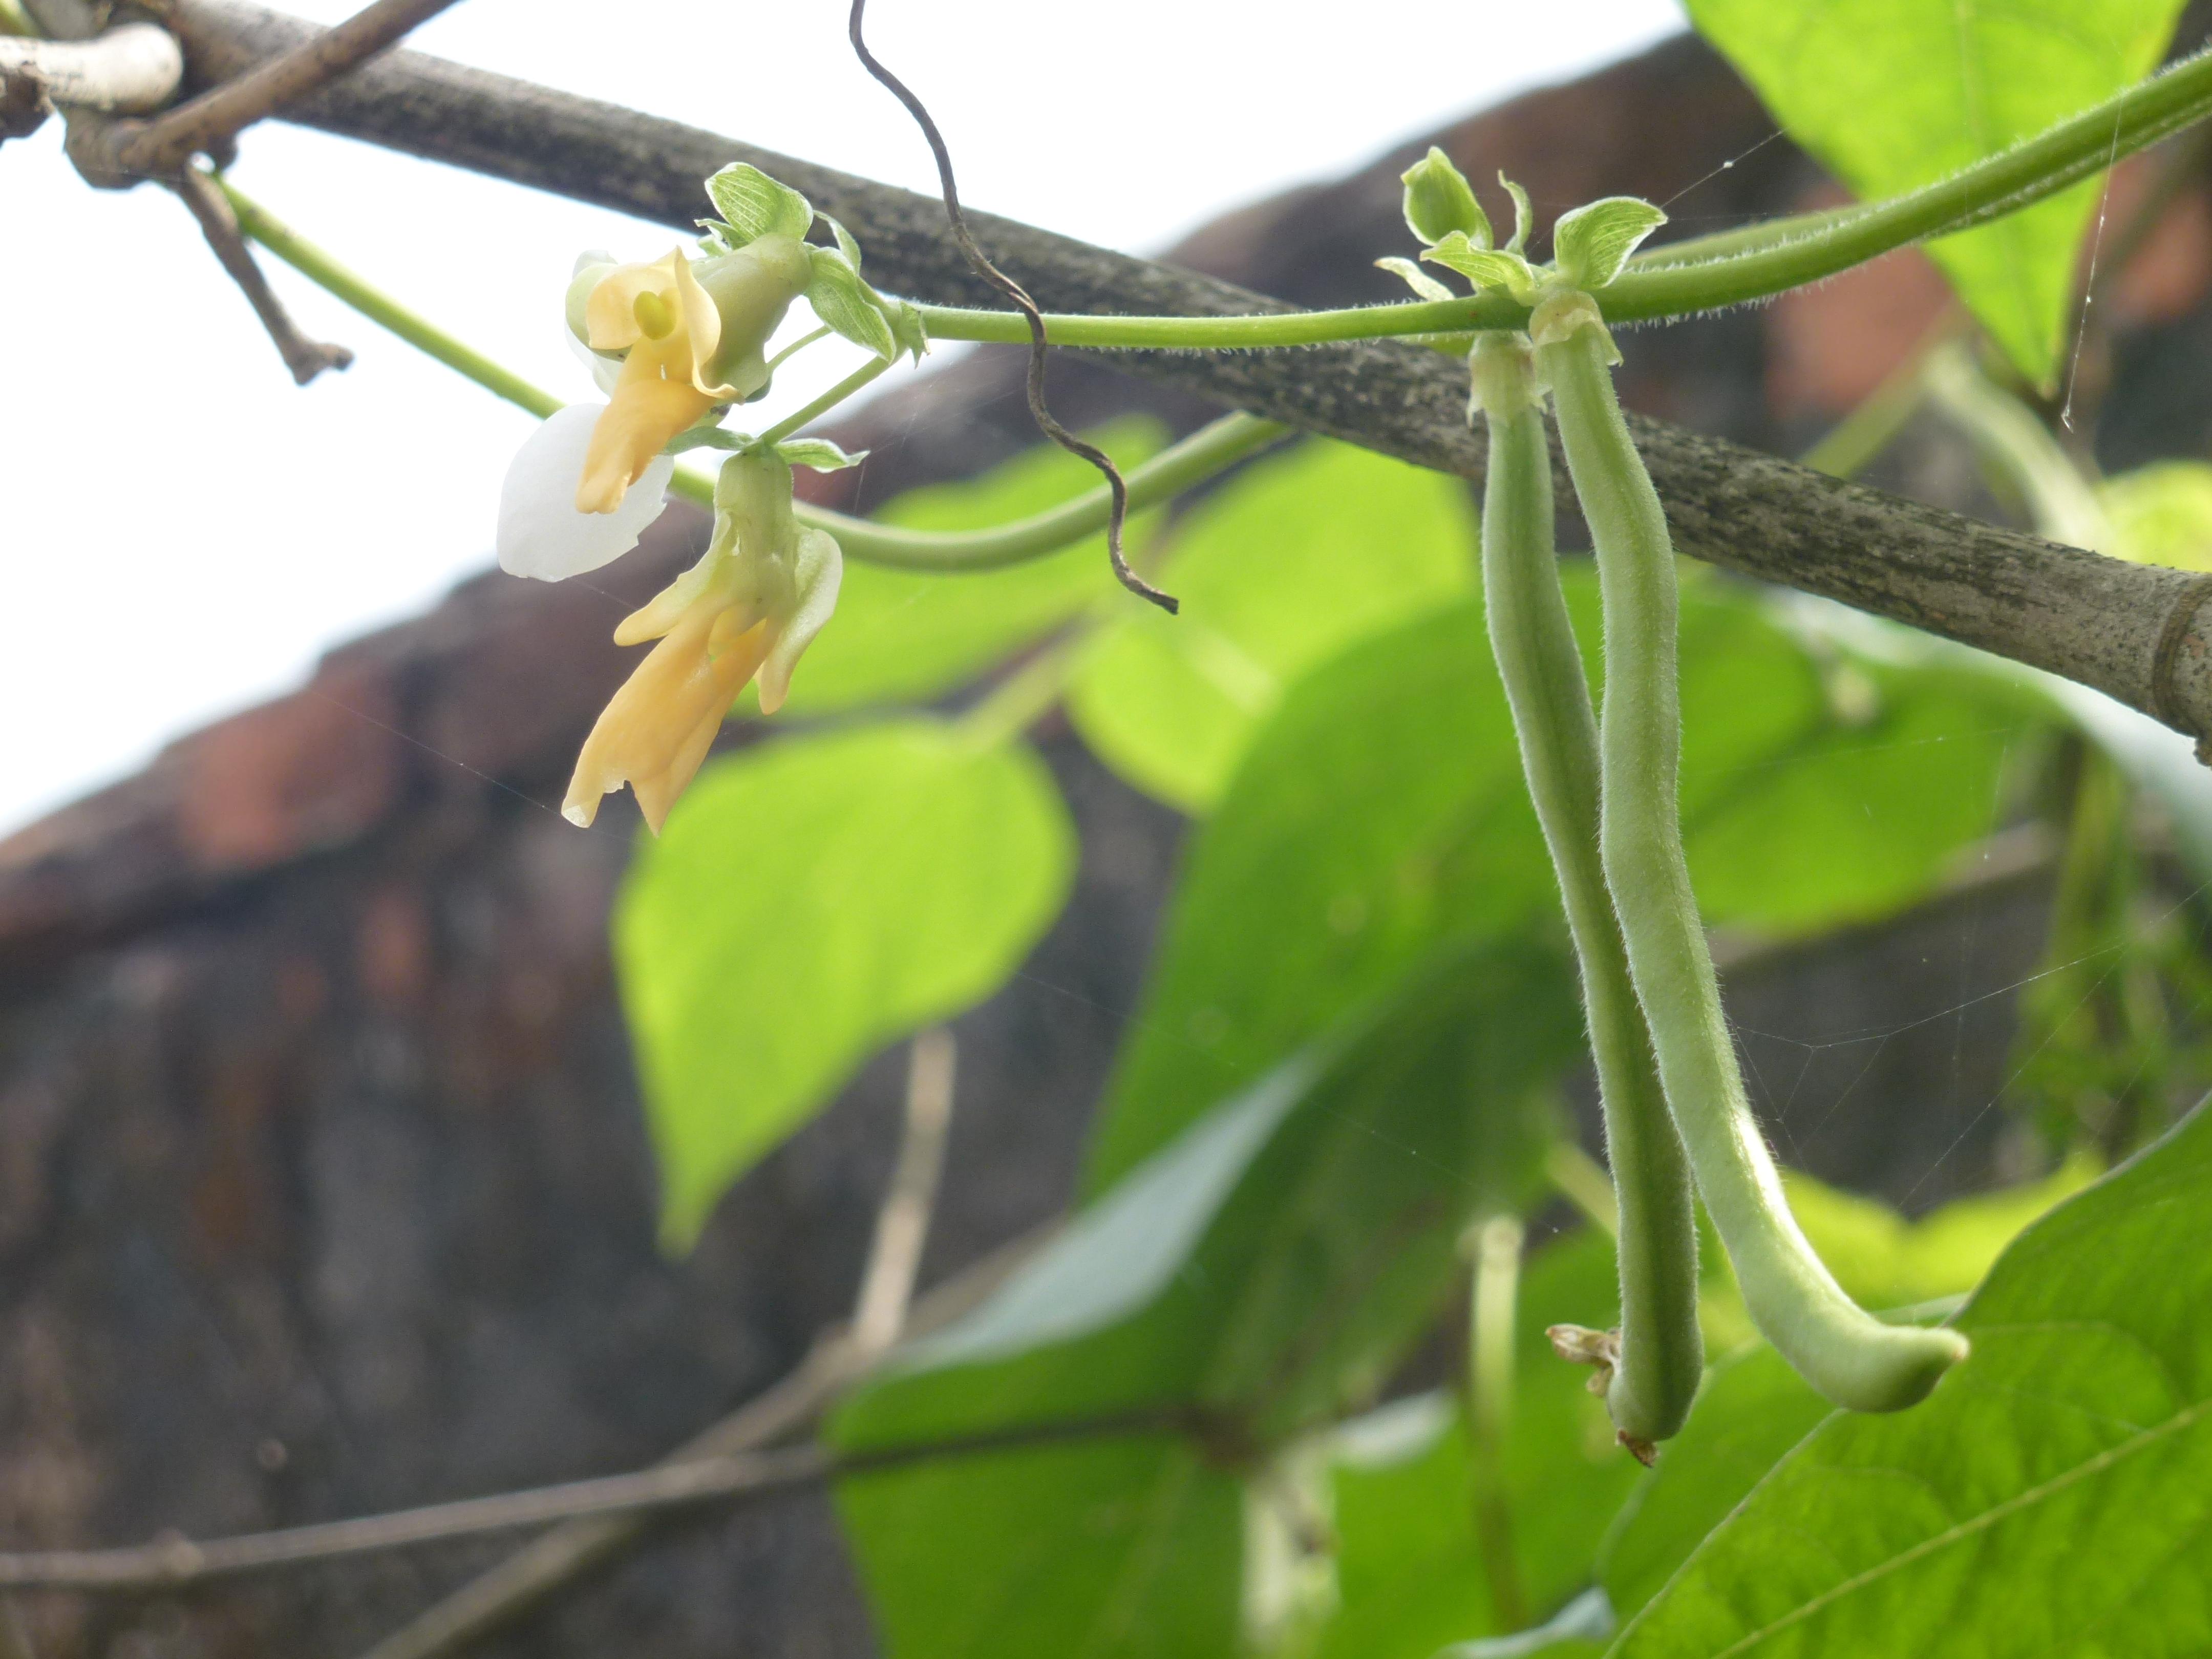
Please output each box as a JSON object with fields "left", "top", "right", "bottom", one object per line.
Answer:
{"left": 1538, "top": 302, "right": 1968, "bottom": 1412}
{"left": 1474, "top": 335, "right": 1703, "bottom": 1445}
{"left": 219, "top": 177, "right": 1284, "bottom": 570}
{"left": 914, "top": 46, "right": 2212, "bottom": 351}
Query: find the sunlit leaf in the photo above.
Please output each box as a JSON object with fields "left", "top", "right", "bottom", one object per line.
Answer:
{"left": 773, "top": 421, "right": 1164, "bottom": 713}
{"left": 1684, "top": 0, "right": 2189, "bottom": 387}
{"left": 616, "top": 720, "right": 1073, "bottom": 1245}
{"left": 2100, "top": 459, "right": 2212, "bottom": 571}
{"left": 1064, "top": 438, "right": 1474, "bottom": 813}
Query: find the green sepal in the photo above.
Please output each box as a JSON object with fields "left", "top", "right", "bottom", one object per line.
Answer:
{"left": 705, "top": 163, "right": 816, "bottom": 247}
{"left": 821, "top": 212, "right": 866, "bottom": 273}
{"left": 888, "top": 300, "right": 930, "bottom": 365}
{"left": 805, "top": 245, "right": 901, "bottom": 360}
{"left": 1400, "top": 145, "right": 1490, "bottom": 248}
{"left": 1550, "top": 195, "right": 1667, "bottom": 289}
{"left": 1422, "top": 233, "right": 1539, "bottom": 302}
{"left": 664, "top": 427, "right": 754, "bottom": 455}
{"left": 1374, "top": 256, "right": 1456, "bottom": 303}
{"left": 776, "top": 437, "right": 869, "bottom": 472}
{"left": 1500, "top": 173, "right": 1534, "bottom": 256}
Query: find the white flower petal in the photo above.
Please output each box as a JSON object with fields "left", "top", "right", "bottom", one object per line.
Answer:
{"left": 497, "top": 404, "right": 676, "bottom": 581}
{"left": 564, "top": 325, "right": 626, "bottom": 394}
{"left": 756, "top": 527, "right": 842, "bottom": 713}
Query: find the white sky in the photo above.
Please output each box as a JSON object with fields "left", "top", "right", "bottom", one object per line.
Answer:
{"left": 0, "top": 0, "right": 1683, "bottom": 834}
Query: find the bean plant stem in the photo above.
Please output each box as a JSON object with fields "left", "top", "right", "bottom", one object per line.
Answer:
{"left": 911, "top": 45, "right": 2212, "bottom": 351}
{"left": 1474, "top": 334, "right": 1701, "bottom": 1447}
{"left": 218, "top": 177, "right": 1286, "bottom": 569}
{"left": 1538, "top": 301, "right": 1969, "bottom": 1413}
{"left": 756, "top": 355, "right": 892, "bottom": 448}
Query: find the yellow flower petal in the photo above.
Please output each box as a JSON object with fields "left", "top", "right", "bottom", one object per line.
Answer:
{"left": 577, "top": 371, "right": 714, "bottom": 514}
{"left": 561, "top": 612, "right": 772, "bottom": 830}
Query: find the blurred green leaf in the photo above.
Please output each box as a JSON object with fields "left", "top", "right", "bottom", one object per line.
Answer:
{"left": 1065, "top": 438, "right": 1476, "bottom": 812}
{"left": 835, "top": 1437, "right": 1243, "bottom": 1659}
{"left": 1683, "top": 0, "right": 2188, "bottom": 387}
{"left": 1317, "top": 1229, "right": 1653, "bottom": 1659}
{"left": 833, "top": 944, "right": 1580, "bottom": 1659}
{"left": 841, "top": 941, "right": 1577, "bottom": 1445}
{"left": 615, "top": 720, "right": 1073, "bottom": 1246}
{"left": 1087, "top": 576, "right": 2033, "bottom": 1193}
{"left": 774, "top": 420, "right": 1165, "bottom": 714}
{"left": 1682, "top": 655, "right": 2032, "bottom": 933}
{"left": 2100, "top": 459, "right": 2212, "bottom": 571}
{"left": 1612, "top": 1099, "right": 2212, "bottom": 1655}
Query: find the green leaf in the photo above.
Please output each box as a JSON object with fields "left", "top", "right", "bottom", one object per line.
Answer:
{"left": 804, "top": 245, "right": 899, "bottom": 360}
{"left": 703, "top": 162, "right": 814, "bottom": 245}
{"left": 1063, "top": 438, "right": 1475, "bottom": 812}
{"left": 1549, "top": 197, "right": 1667, "bottom": 289}
{"left": 2100, "top": 459, "right": 2212, "bottom": 570}
{"left": 1086, "top": 572, "right": 2030, "bottom": 1193}
{"left": 614, "top": 720, "right": 1074, "bottom": 1246}
{"left": 1612, "top": 1098, "right": 2212, "bottom": 1655}
{"left": 1680, "top": 653, "right": 2034, "bottom": 934}
{"left": 774, "top": 420, "right": 1165, "bottom": 714}
{"left": 1683, "top": 0, "right": 2189, "bottom": 388}
{"left": 834, "top": 943, "right": 1581, "bottom": 1659}
{"left": 835, "top": 1438, "right": 1243, "bottom": 1659}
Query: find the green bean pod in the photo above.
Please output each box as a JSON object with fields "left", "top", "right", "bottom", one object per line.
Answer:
{"left": 1472, "top": 334, "right": 1704, "bottom": 1448}
{"left": 1532, "top": 294, "right": 1968, "bottom": 1413}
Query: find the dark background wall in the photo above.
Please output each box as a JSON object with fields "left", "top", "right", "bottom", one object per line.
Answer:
{"left": 4, "top": 20, "right": 2212, "bottom": 1658}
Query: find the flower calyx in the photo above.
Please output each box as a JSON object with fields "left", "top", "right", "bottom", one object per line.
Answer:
{"left": 1384, "top": 156, "right": 1666, "bottom": 316}
{"left": 1528, "top": 286, "right": 1621, "bottom": 365}
{"left": 564, "top": 449, "right": 843, "bottom": 833}
{"left": 700, "top": 163, "right": 927, "bottom": 366}
{"left": 1465, "top": 329, "right": 1542, "bottom": 424}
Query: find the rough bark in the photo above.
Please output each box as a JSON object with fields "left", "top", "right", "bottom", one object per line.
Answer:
{"left": 157, "top": 0, "right": 2212, "bottom": 746}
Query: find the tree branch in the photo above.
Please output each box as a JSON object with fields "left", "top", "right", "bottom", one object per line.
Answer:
{"left": 169, "top": 163, "right": 352, "bottom": 382}
{"left": 0, "top": 1408, "right": 1177, "bottom": 1594}
{"left": 89, "top": 0, "right": 460, "bottom": 177}
{"left": 0, "top": 23, "right": 179, "bottom": 138}
{"left": 851, "top": 1028, "right": 957, "bottom": 1357}
{"left": 157, "top": 0, "right": 2212, "bottom": 749}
